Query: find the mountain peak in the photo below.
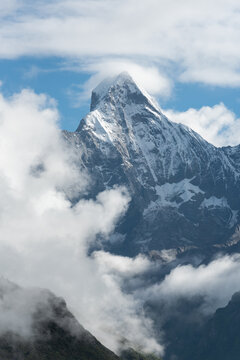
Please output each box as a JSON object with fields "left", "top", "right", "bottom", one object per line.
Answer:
{"left": 90, "top": 72, "right": 157, "bottom": 111}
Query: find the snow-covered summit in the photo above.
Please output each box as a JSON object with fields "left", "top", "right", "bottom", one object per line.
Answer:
{"left": 66, "top": 74, "right": 240, "bottom": 255}
{"left": 77, "top": 72, "right": 215, "bottom": 184}
{"left": 75, "top": 72, "right": 239, "bottom": 188}
{"left": 90, "top": 71, "right": 158, "bottom": 112}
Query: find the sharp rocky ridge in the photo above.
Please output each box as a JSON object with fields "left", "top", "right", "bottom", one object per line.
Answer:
{"left": 63, "top": 72, "right": 240, "bottom": 257}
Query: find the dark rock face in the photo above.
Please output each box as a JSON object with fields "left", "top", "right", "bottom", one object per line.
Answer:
{"left": 159, "top": 292, "right": 240, "bottom": 360}
{"left": 196, "top": 291, "right": 240, "bottom": 360}
{"left": 63, "top": 72, "right": 240, "bottom": 257}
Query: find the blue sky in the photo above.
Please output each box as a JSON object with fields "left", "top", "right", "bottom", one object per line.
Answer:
{"left": 0, "top": 0, "right": 240, "bottom": 145}
{"left": 1, "top": 56, "right": 240, "bottom": 134}
{"left": 0, "top": 57, "right": 90, "bottom": 131}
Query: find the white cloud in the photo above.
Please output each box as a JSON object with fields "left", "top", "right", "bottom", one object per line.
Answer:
{"left": 1, "top": 0, "right": 240, "bottom": 87}
{"left": 68, "top": 60, "right": 172, "bottom": 104}
{"left": 149, "top": 254, "right": 240, "bottom": 315}
{"left": 0, "top": 1, "right": 19, "bottom": 17}
{"left": 93, "top": 251, "right": 153, "bottom": 277}
{"left": 164, "top": 103, "right": 240, "bottom": 147}
{"left": 0, "top": 87, "right": 162, "bottom": 354}
{"left": 180, "top": 68, "right": 240, "bottom": 87}
{"left": 85, "top": 61, "right": 171, "bottom": 96}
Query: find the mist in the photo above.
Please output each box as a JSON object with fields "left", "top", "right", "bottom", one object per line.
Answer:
{"left": 0, "top": 88, "right": 162, "bottom": 354}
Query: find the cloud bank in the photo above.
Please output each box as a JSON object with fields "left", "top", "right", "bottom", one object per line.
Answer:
{"left": 158, "top": 254, "right": 240, "bottom": 312}
{"left": 0, "top": 88, "right": 162, "bottom": 354}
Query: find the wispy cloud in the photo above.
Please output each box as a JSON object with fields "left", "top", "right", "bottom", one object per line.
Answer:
{"left": 65, "top": 59, "right": 172, "bottom": 106}
{"left": 1, "top": 0, "right": 240, "bottom": 89}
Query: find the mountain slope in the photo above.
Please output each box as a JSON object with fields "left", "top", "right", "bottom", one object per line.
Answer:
{"left": 193, "top": 291, "right": 240, "bottom": 360}
{"left": 64, "top": 72, "right": 240, "bottom": 256}
{"left": 0, "top": 279, "right": 119, "bottom": 360}
{"left": 162, "top": 291, "right": 240, "bottom": 360}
